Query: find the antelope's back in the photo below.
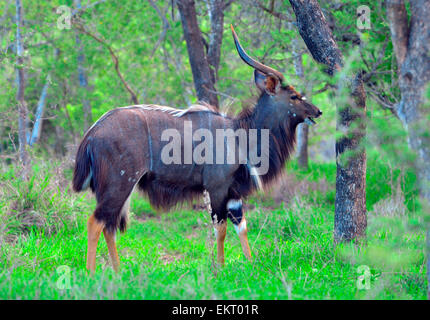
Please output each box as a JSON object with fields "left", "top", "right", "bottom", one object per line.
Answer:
{"left": 79, "top": 104, "right": 236, "bottom": 181}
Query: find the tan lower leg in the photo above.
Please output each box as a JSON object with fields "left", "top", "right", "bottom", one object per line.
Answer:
{"left": 103, "top": 229, "right": 120, "bottom": 272}
{"left": 214, "top": 220, "right": 227, "bottom": 265}
{"left": 86, "top": 214, "right": 104, "bottom": 273}
{"left": 236, "top": 219, "right": 252, "bottom": 260}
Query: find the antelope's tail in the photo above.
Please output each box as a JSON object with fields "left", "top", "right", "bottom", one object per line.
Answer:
{"left": 72, "top": 138, "right": 93, "bottom": 192}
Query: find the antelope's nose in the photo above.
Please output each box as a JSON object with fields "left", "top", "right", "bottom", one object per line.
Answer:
{"left": 317, "top": 110, "right": 322, "bottom": 117}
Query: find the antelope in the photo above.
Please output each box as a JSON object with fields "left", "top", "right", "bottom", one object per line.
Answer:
{"left": 73, "top": 25, "right": 322, "bottom": 273}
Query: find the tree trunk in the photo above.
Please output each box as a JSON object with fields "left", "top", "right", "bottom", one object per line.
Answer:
{"left": 177, "top": 0, "right": 219, "bottom": 108}
{"left": 289, "top": 0, "right": 367, "bottom": 242}
{"left": 292, "top": 37, "right": 309, "bottom": 169}
{"left": 296, "top": 123, "right": 309, "bottom": 169}
{"left": 386, "top": 0, "right": 430, "bottom": 299}
{"left": 386, "top": 0, "right": 430, "bottom": 201}
{"left": 74, "top": 0, "right": 92, "bottom": 131}
{"left": 16, "top": 0, "right": 30, "bottom": 179}
{"left": 54, "top": 124, "right": 65, "bottom": 156}
{"left": 289, "top": 0, "right": 342, "bottom": 75}
{"left": 29, "top": 76, "right": 49, "bottom": 146}
{"left": 386, "top": 0, "right": 408, "bottom": 72}
{"left": 334, "top": 74, "right": 367, "bottom": 242}
{"left": 205, "top": 0, "right": 224, "bottom": 83}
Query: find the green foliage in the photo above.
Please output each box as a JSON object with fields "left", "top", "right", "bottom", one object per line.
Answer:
{"left": 0, "top": 162, "right": 88, "bottom": 243}
{"left": 0, "top": 0, "right": 428, "bottom": 300}
{"left": 0, "top": 154, "right": 426, "bottom": 299}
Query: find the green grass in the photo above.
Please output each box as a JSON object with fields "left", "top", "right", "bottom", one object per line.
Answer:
{"left": 0, "top": 156, "right": 427, "bottom": 299}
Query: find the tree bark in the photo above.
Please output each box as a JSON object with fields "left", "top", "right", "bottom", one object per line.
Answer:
{"left": 386, "top": 0, "right": 430, "bottom": 299}
{"left": 296, "top": 123, "right": 309, "bottom": 169}
{"left": 334, "top": 74, "right": 367, "bottom": 242}
{"left": 205, "top": 0, "right": 224, "bottom": 83}
{"left": 289, "top": 0, "right": 367, "bottom": 242}
{"left": 386, "top": 0, "right": 408, "bottom": 71}
{"left": 177, "top": 0, "right": 219, "bottom": 108}
{"left": 289, "top": 0, "right": 342, "bottom": 75}
{"left": 16, "top": 0, "right": 30, "bottom": 179}
{"left": 386, "top": 0, "right": 430, "bottom": 201}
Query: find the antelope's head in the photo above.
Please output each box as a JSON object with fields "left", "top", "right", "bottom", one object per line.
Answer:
{"left": 231, "top": 25, "right": 322, "bottom": 126}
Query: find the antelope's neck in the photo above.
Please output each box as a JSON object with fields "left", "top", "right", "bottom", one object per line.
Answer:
{"left": 240, "top": 95, "right": 298, "bottom": 185}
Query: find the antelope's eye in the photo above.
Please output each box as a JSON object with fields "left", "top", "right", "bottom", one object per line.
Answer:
{"left": 291, "top": 95, "right": 298, "bottom": 100}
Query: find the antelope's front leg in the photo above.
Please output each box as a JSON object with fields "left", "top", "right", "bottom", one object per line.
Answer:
{"left": 227, "top": 199, "right": 252, "bottom": 260}
{"left": 205, "top": 190, "right": 229, "bottom": 265}
{"left": 213, "top": 219, "right": 227, "bottom": 265}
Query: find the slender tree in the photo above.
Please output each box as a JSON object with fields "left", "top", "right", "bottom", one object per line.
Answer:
{"left": 205, "top": 0, "right": 224, "bottom": 82}
{"left": 177, "top": 0, "right": 220, "bottom": 108}
{"left": 15, "top": 0, "right": 31, "bottom": 179}
{"left": 292, "top": 38, "right": 309, "bottom": 169}
{"left": 29, "top": 76, "right": 50, "bottom": 146}
{"left": 289, "top": 0, "right": 367, "bottom": 242}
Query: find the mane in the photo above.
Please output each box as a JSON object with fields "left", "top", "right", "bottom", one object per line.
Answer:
{"left": 261, "top": 117, "right": 296, "bottom": 186}
{"left": 136, "top": 102, "right": 222, "bottom": 118}
{"left": 232, "top": 97, "right": 297, "bottom": 193}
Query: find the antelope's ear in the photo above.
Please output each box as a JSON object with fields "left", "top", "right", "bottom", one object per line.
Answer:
{"left": 254, "top": 69, "right": 280, "bottom": 95}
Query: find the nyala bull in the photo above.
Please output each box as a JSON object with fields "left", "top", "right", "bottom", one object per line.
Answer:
{"left": 73, "top": 25, "right": 322, "bottom": 273}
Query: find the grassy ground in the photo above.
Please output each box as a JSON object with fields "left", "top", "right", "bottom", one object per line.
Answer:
{"left": 0, "top": 155, "right": 427, "bottom": 299}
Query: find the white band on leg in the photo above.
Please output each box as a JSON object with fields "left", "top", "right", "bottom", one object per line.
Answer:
{"left": 233, "top": 219, "right": 247, "bottom": 235}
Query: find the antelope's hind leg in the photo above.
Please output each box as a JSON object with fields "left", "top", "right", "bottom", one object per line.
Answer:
{"left": 87, "top": 182, "right": 135, "bottom": 273}
{"left": 86, "top": 214, "right": 105, "bottom": 273}
{"left": 103, "top": 229, "right": 120, "bottom": 272}
{"left": 227, "top": 199, "right": 252, "bottom": 261}
{"left": 102, "top": 193, "right": 132, "bottom": 272}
